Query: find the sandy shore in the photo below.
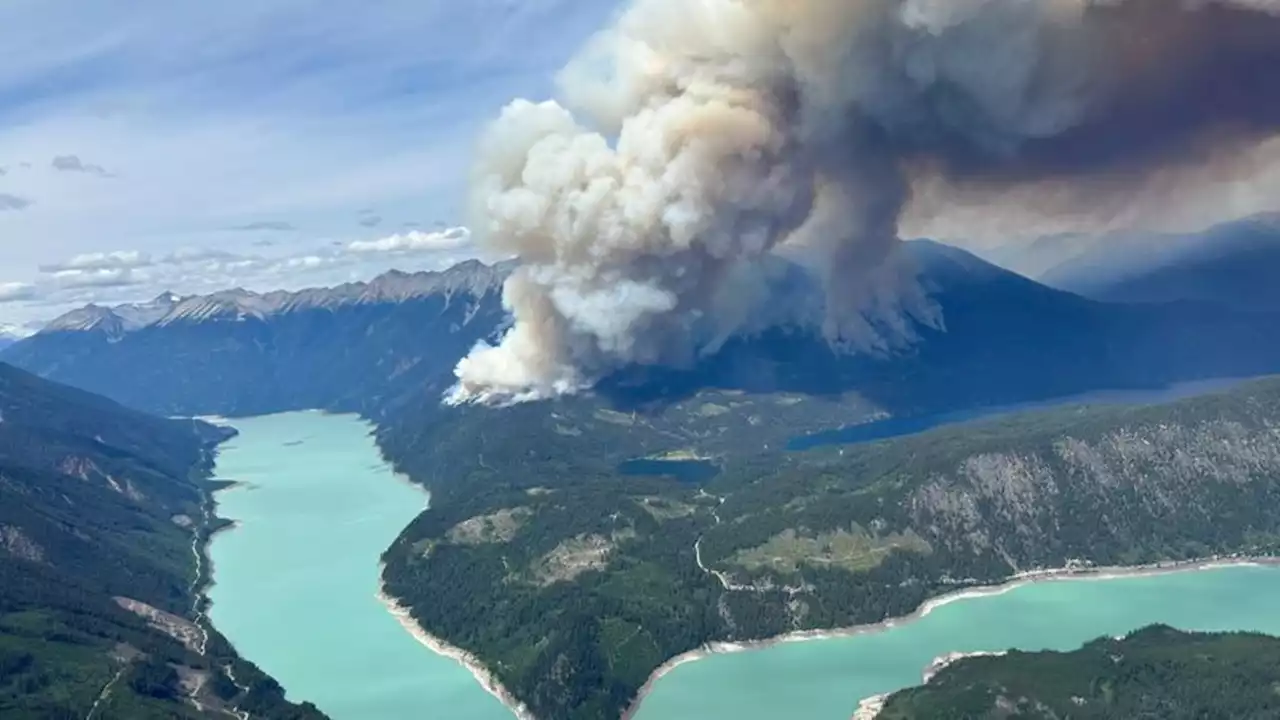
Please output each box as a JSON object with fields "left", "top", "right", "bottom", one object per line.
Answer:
{"left": 619, "top": 555, "right": 1280, "bottom": 719}
{"left": 375, "top": 568, "right": 536, "bottom": 720}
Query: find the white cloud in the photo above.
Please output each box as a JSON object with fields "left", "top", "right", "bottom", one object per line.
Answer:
{"left": 41, "top": 250, "right": 153, "bottom": 272}
{"left": 0, "top": 0, "right": 623, "bottom": 324}
{"left": 346, "top": 226, "right": 471, "bottom": 254}
{"left": 52, "top": 267, "right": 144, "bottom": 289}
{"left": 1, "top": 222, "right": 486, "bottom": 320}
{"left": 0, "top": 283, "right": 36, "bottom": 303}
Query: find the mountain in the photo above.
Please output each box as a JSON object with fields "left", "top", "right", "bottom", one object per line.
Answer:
{"left": 0, "top": 325, "right": 33, "bottom": 352}
{"left": 877, "top": 625, "right": 1280, "bottom": 719}
{"left": 12, "top": 244, "right": 1280, "bottom": 718}
{"left": 368, "top": 243, "right": 1280, "bottom": 718}
{"left": 979, "top": 214, "right": 1280, "bottom": 311}
{"left": 11, "top": 241, "right": 1280, "bottom": 424}
{"left": 42, "top": 293, "right": 185, "bottom": 339}
{"left": 3, "top": 260, "right": 511, "bottom": 418}
{"left": 1044, "top": 215, "right": 1280, "bottom": 310}
{"left": 0, "top": 362, "right": 326, "bottom": 719}
{"left": 379, "top": 240, "right": 1280, "bottom": 500}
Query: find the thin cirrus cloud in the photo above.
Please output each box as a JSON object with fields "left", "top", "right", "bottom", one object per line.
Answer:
{"left": 0, "top": 0, "right": 622, "bottom": 324}
{"left": 0, "top": 226, "right": 480, "bottom": 323}
{"left": 0, "top": 282, "right": 36, "bottom": 302}
{"left": 50, "top": 267, "right": 142, "bottom": 289}
{"left": 346, "top": 227, "right": 471, "bottom": 254}
{"left": 39, "top": 250, "right": 153, "bottom": 273}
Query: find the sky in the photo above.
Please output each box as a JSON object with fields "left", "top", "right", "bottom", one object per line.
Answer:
{"left": 0, "top": 0, "right": 621, "bottom": 330}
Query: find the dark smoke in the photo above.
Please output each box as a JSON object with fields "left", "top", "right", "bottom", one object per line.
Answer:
{"left": 450, "top": 0, "right": 1280, "bottom": 405}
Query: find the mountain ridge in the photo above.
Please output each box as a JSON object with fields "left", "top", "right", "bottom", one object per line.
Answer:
{"left": 14, "top": 240, "right": 1280, "bottom": 423}
{"left": 1043, "top": 215, "right": 1280, "bottom": 310}
{"left": 40, "top": 259, "right": 513, "bottom": 337}
{"left": 973, "top": 213, "right": 1280, "bottom": 312}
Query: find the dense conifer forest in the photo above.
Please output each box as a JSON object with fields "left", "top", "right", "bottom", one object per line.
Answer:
{"left": 880, "top": 625, "right": 1280, "bottom": 719}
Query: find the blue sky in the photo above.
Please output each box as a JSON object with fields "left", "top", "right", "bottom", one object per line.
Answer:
{"left": 0, "top": 0, "right": 621, "bottom": 327}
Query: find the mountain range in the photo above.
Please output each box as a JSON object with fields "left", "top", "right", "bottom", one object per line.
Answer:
{"left": 8, "top": 229, "right": 1280, "bottom": 718}
{"left": 9, "top": 237, "right": 1280, "bottom": 424}
{"left": 978, "top": 213, "right": 1280, "bottom": 312}
{"left": 4, "top": 260, "right": 511, "bottom": 418}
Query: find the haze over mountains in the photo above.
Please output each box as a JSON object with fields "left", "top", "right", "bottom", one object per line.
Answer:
{"left": 8, "top": 216, "right": 1280, "bottom": 718}
{"left": 7, "top": 231, "right": 1280, "bottom": 424}
{"left": 979, "top": 212, "right": 1280, "bottom": 311}
{"left": 0, "top": 325, "right": 30, "bottom": 351}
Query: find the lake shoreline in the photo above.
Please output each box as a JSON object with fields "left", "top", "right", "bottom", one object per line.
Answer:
{"left": 619, "top": 555, "right": 1280, "bottom": 720}
{"left": 198, "top": 481, "right": 247, "bottom": 594}
{"left": 376, "top": 568, "right": 536, "bottom": 720}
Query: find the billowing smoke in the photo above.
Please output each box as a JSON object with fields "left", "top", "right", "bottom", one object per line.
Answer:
{"left": 449, "top": 0, "right": 1280, "bottom": 405}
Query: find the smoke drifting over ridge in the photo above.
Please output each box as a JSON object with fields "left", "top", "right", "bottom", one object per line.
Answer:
{"left": 449, "top": 0, "right": 1280, "bottom": 405}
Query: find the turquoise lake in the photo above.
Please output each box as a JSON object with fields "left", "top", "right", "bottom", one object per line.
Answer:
{"left": 205, "top": 411, "right": 512, "bottom": 720}
{"left": 634, "top": 565, "right": 1280, "bottom": 719}
{"left": 205, "top": 405, "right": 1280, "bottom": 720}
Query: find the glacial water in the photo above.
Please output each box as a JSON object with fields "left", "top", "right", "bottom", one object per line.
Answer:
{"left": 633, "top": 565, "right": 1280, "bottom": 719}
{"left": 206, "top": 411, "right": 511, "bottom": 720}
{"left": 205, "top": 389, "right": 1278, "bottom": 720}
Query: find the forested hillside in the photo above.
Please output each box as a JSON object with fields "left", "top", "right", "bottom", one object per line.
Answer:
{"left": 878, "top": 625, "right": 1280, "bottom": 719}
{"left": 382, "top": 376, "right": 1280, "bottom": 719}
{"left": 0, "top": 362, "right": 326, "bottom": 719}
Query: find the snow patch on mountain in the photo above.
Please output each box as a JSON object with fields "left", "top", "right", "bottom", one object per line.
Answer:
{"left": 37, "top": 261, "right": 513, "bottom": 337}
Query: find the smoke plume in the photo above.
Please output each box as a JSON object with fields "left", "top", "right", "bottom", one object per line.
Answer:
{"left": 449, "top": 0, "right": 1280, "bottom": 405}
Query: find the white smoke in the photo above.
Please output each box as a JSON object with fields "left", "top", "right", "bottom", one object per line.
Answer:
{"left": 449, "top": 0, "right": 1280, "bottom": 406}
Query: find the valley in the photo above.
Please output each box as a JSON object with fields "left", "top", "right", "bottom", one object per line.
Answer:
{"left": 0, "top": 364, "right": 325, "bottom": 720}
{"left": 10, "top": 238, "right": 1280, "bottom": 718}
{"left": 204, "top": 412, "right": 512, "bottom": 720}
{"left": 8, "top": 3, "right": 1280, "bottom": 719}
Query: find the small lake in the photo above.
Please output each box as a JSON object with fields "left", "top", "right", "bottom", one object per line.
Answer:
{"left": 633, "top": 564, "right": 1280, "bottom": 719}
{"left": 789, "top": 377, "right": 1246, "bottom": 451}
{"left": 206, "top": 411, "right": 511, "bottom": 720}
